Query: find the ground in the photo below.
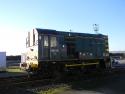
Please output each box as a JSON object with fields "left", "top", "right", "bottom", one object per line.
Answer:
{"left": 1, "top": 72, "right": 125, "bottom": 94}
{"left": 1, "top": 60, "right": 125, "bottom": 94}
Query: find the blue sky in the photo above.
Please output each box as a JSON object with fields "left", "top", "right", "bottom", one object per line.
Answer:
{"left": 0, "top": 0, "right": 125, "bottom": 55}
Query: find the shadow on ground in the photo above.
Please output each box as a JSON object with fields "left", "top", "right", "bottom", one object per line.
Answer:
{"left": 0, "top": 87, "right": 36, "bottom": 94}
{"left": 67, "top": 73, "right": 125, "bottom": 94}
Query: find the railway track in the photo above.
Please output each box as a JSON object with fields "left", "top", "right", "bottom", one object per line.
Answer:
{"left": 0, "top": 67, "right": 125, "bottom": 87}
{"left": 0, "top": 75, "right": 51, "bottom": 87}
{"left": 0, "top": 69, "right": 125, "bottom": 94}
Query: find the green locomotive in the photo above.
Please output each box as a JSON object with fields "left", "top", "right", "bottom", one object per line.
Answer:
{"left": 20, "top": 28, "right": 110, "bottom": 75}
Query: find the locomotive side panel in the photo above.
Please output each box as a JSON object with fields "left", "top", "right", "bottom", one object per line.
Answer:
{"left": 75, "top": 36, "right": 106, "bottom": 60}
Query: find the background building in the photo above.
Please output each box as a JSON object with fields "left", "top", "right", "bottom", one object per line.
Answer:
{"left": 110, "top": 51, "right": 125, "bottom": 59}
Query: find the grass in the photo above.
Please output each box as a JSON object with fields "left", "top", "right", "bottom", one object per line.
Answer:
{"left": 38, "top": 85, "right": 70, "bottom": 94}
{"left": 7, "top": 66, "right": 20, "bottom": 69}
{"left": 0, "top": 67, "right": 27, "bottom": 77}
{"left": 6, "top": 67, "right": 25, "bottom": 73}
{"left": 6, "top": 66, "right": 24, "bottom": 73}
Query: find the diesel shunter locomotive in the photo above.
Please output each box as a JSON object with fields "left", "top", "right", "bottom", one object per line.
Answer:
{"left": 21, "top": 28, "right": 110, "bottom": 75}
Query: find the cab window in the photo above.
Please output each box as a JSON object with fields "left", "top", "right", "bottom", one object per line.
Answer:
{"left": 50, "top": 36, "right": 57, "bottom": 47}
{"left": 44, "top": 36, "right": 49, "bottom": 47}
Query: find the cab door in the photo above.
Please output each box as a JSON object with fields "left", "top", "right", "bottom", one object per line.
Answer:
{"left": 43, "top": 35, "right": 50, "bottom": 60}
{"left": 66, "top": 42, "right": 76, "bottom": 59}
